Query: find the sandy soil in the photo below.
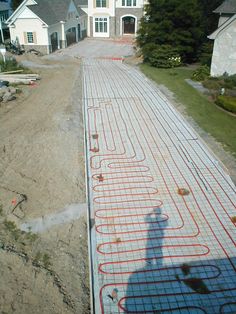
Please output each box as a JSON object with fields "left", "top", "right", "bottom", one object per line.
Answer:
{"left": 0, "top": 54, "right": 90, "bottom": 313}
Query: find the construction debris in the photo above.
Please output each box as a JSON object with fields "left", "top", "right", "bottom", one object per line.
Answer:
{"left": 0, "top": 86, "right": 17, "bottom": 103}
{"left": 0, "top": 73, "right": 40, "bottom": 85}
{"left": 0, "top": 73, "right": 40, "bottom": 103}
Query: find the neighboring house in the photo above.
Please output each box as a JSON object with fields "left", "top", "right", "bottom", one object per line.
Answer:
{"left": 87, "top": 0, "right": 147, "bottom": 38}
{"left": 7, "top": 0, "right": 87, "bottom": 54}
{"left": 0, "top": 1, "right": 10, "bottom": 23}
{"left": 208, "top": 0, "right": 236, "bottom": 76}
{"left": 0, "top": 1, "right": 11, "bottom": 42}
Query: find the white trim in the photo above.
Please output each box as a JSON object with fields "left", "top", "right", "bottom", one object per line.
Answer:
{"left": 7, "top": 4, "right": 49, "bottom": 27}
{"left": 208, "top": 13, "right": 236, "bottom": 40}
{"left": 6, "top": 0, "right": 37, "bottom": 24}
{"left": 93, "top": 16, "right": 109, "bottom": 37}
{"left": 120, "top": 0, "right": 137, "bottom": 8}
{"left": 120, "top": 14, "right": 137, "bottom": 36}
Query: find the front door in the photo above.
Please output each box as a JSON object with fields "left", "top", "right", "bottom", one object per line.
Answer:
{"left": 123, "top": 16, "right": 135, "bottom": 34}
{"left": 50, "top": 32, "right": 58, "bottom": 52}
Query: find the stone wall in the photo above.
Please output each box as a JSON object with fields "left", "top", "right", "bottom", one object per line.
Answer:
{"left": 23, "top": 45, "right": 49, "bottom": 55}
{"left": 89, "top": 17, "right": 93, "bottom": 37}
{"left": 109, "top": 17, "right": 115, "bottom": 37}
{"left": 115, "top": 8, "right": 143, "bottom": 36}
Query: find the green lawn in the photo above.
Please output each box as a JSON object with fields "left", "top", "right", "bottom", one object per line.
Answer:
{"left": 140, "top": 64, "right": 236, "bottom": 157}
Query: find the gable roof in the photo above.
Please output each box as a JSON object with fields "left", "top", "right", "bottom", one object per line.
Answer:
{"left": 208, "top": 13, "right": 236, "bottom": 39}
{"left": 28, "top": 0, "right": 72, "bottom": 25}
{"left": 77, "top": 7, "right": 87, "bottom": 16}
{"left": 7, "top": 0, "right": 86, "bottom": 26}
{"left": 74, "top": 0, "right": 88, "bottom": 7}
{"left": 214, "top": 0, "right": 236, "bottom": 14}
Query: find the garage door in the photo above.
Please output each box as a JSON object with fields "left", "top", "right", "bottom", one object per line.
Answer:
{"left": 66, "top": 27, "right": 76, "bottom": 46}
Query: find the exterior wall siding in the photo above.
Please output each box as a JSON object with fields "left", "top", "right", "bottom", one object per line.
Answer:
{"left": 211, "top": 19, "right": 236, "bottom": 76}
{"left": 9, "top": 18, "right": 49, "bottom": 46}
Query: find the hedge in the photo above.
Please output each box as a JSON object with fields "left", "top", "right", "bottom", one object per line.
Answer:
{"left": 215, "top": 96, "right": 236, "bottom": 114}
{"left": 142, "top": 44, "right": 182, "bottom": 68}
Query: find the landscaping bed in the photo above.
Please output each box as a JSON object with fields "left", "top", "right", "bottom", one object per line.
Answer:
{"left": 140, "top": 64, "right": 236, "bottom": 160}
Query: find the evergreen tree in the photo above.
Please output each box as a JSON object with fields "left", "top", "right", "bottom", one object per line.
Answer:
{"left": 198, "top": 0, "right": 222, "bottom": 36}
{"left": 12, "top": 0, "right": 23, "bottom": 10}
{"left": 138, "top": 0, "right": 204, "bottom": 62}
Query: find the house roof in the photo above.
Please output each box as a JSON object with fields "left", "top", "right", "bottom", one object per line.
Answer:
{"left": 8, "top": 0, "right": 87, "bottom": 26}
{"left": 214, "top": 0, "right": 236, "bottom": 14}
{"left": 74, "top": 0, "right": 88, "bottom": 7}
{"left": 29, "top": 0, "right": 73, "bottom": 25}
{"left": 208, "top": 13, "right": 236, "bottom": 39}
{"left": 77, "top": 7, "right": 87, "bottom": 16}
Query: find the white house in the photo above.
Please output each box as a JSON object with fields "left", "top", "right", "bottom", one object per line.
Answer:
{"left": 208, "top": 0, "right": 236, "bottom": 76}
{"left": 7, "top": 0, "right": 87, "bottom": 54}
{"left": 87, "top": 0, "right": 147, "bottom": 38}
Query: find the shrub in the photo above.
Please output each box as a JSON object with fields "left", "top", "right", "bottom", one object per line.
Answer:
{"left": 4, "top": 219, "right": 21, "bottom": 240}
{"left": 142, "top": 43, "right": 159, "bottom": 63}
{"left": 202, "top": 78, "right": 222, "bottom": 90}
{"left": 142, "top": 44, "right": 182, "bottom": 68}
{"left": 0, "top": 57, "right": 29, "bottom": 73}
{"left": 215, "top": 95, "right": 236, "bottom": 114}
{"left": 198, "top": 42, "right": 214, "bottom": 66}
{"left": 223, "top": 74, "right": 236, "bottom": 89}
{"left": 33, "top": 251, "right": 52, "bottom": 268}
{"left": 191, "top": 65, "right": 210, "bottom": 81}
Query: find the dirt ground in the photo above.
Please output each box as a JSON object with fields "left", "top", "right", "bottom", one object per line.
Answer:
{"left": 0, "top": 53, "right": 90, "bottom": 313}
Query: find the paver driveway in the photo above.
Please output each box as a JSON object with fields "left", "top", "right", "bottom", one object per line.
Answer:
{"left": 52, "top": 38, "right": 134, "bottom": 58}
{"left": 83, "top": 58, "right": 236, "bottom": 314}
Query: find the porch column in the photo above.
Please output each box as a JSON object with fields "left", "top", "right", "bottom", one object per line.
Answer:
{"left": 60, "top": 21, "right": 66, "bottom": 48}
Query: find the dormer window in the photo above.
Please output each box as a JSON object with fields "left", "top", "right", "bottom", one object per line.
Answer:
{"left": 122, "top": 0, "right": 136, "bottom": 6}
{"left": 96, "top": 0, "right": 106, "bottom": 7}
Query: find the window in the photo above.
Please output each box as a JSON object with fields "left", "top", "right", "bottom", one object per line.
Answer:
{"left": 24, "top": 32, "right": 37, "bottom": 44}
{"left": 95, "top": 18, "right": 107, "bottom": 33}
{"left": 96, "top": 0, "right": 106, "bottom": 7}
{"left": 122, "top": 0, "right": 136, "bottom": 6}
{"left": 27, "top": 32, "right": 34, "bottom": 43}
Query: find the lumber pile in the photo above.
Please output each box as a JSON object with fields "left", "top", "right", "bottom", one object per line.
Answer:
{"left": 0, "top": 70, "right": 40, "bottom": 85}
{"left": 0, "top": 70, "right": 41, "bottom": 103}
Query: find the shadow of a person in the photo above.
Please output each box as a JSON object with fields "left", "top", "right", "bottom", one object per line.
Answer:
{"left": 123, "top": 206, "right": 168, "bottom": 313}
